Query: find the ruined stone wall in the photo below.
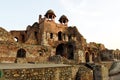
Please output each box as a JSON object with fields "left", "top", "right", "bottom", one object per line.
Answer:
{"left": 74, "top": 50, "right": 85, "bottom": 63}
{"left": 112, "top": 49, "right": 120, "bottom": 60}
{"left": 0, "top": 66, "right": 72, "bottom": 80}
{"left": 100, "top": 50, "right": 114, "bottom": 61}
{"left": 0, "top": 41, "right": 51, "bottom": 63}
{"left": 75, "top": 65, "right": 93, "bottom": 80}
{"left": 10, "top": 23, "right": 40, "bottom": 45}
{"left": 39, "top": 21, "right": 45, "bottom": 45}
{"left": 101, "top": 65, "right": 109, "bottom": 80}
{"left": 25, "top": 22, "right": 39, "bottom": 44}
{"left": 10, "top": 31, "right": 26, "bottom": 43}
{"left": 0, "top": 27, "right": 14, "bottom": 42}
{"left": 43, "top": 20, "right": 68, "bottom": 46}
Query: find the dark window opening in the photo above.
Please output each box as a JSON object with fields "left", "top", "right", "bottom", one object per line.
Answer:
{"left": 63, "top": 34, "right": 66, "bottom": 40}
{"left": 56, "top": 44, "right": 65, "bottom": 57}
{"left": 17, "top": 48, "right": 26, "bottom": 58}
{"left": 68, "top": 35, "right": 72, "bottom": 41}
{"left": 34, "top": 32, "right": 38, "bottom": 40}
{"left": 50, "top": 33, "right": 53, "bottom": 39}
{"left": 49, "top": 15, "right": 52, "bottom": 19}
{"left": 21, "top": 35, "right": 25, "bottom": 43}
{"left": 63, "top": 20, "right": 66, "bottom": 23}
{"left": 67, "top": 45, "right": 74, "bottom": 59}
{"left": 92, "top": 53, "right": 95, "bottom": 61}
{"left": 85, "top": 52, "right": 90, "bottom": 62}
{"left": 58, "top": 31, "right": 62, "bottom": 41}
{"left": 39, "top": 53, "right": 42, "bottom": 56}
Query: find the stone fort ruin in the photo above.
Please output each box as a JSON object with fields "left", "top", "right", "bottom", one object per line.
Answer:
{"left": 0, "top": 9, "right": 120, "bottom": 80}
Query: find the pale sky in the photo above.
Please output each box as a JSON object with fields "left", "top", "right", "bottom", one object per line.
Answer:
{"left": 0, "top": 0, "right": 120, "bottom": 49}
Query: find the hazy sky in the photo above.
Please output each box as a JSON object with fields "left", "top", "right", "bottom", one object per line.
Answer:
{"left": 0, "top": 0, "right": 120, "bottom": 49}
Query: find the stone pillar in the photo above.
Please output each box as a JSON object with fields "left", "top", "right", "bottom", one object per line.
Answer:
{"left": 41, "top": 32, "right": 48, "bottom": 46}
{"left": 101, "top": 65, "right": 109, "bottom": 80}
{"left": 75, "top": 50, "right": 84, "bottom": 63}
{"left": 90, "top": 54, "right": 93, "bottom": 63}
{"left": 53, "top": 34, "right": 57, "bottom": 41}
{"left": 54, "top": 68, "right": 59, "bottom": 80}
{"left": 93, "top": 65, "right": 102, "bottom": 80}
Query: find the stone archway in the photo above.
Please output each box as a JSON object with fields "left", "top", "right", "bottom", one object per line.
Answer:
{"left": 17, "top": 48, "right": 26, "bottom": 58}
{"left": 67, "top": 45, "right": 74, "bottom": 59}
{"left": 56, "top": 44, "right": 66, "bottom": 57}
{"left": 85, "top": 52, "right": 90, "bottom": 63}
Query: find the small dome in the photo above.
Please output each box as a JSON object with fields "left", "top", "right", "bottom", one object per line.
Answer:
{"left": 59, "top": 15, "right": 69, "bottom": 23}
{"left": 45, "top": 9, "right": 56, "bottom": 17}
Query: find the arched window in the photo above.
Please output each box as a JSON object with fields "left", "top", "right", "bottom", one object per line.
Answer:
{"left": 14, "top": 37, "right": 18, "bottom": 42}
{"left": 34, "top": 32, "right": 38, "bottom": 40}
{"left": 58, "top": 31, "right": 62, "bottom": 41}
{"left": 17, "top": 48, "right": 26, "bottom": 58}
{"left": 68, "top": 35, "right": 72, "bottom": 41}
{"left": 85, "top": 52, "right": 90, "bottom": 63}
{"left": 49, "top": 15, "right": 53, "bottom": 19}
{"left": 50, "top": 33, "right": 53, "bottom": 39}
{"left": 92, "top": 53, "right": 95, "bottom": 62}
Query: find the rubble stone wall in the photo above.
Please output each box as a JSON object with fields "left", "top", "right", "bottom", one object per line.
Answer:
{"left": 0, "top": 66, "right": 72, "bottom": 80}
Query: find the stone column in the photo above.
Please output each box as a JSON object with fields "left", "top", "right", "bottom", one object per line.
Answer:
{"left": 41, "top": 32, "right": 48, "bottom": 46}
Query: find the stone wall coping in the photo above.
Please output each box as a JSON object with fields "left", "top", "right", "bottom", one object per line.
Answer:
{"left": 0, "top": 63, "right": 71, "bottom": 69}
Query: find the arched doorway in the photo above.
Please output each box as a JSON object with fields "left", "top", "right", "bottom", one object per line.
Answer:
{"left": 67, "top": 45, "right": 74, "bottom": 59}
{"left": 17, "top": 48, "right": 26, "bottom": 58}
{"left": 85, "top": 52, "right": 90, "bottom": 62}
{"left": 56, "top": 44, "right": 65, "bottom": 57}
{"left": 58, "top": 31, "right": 62, "bottom": 41}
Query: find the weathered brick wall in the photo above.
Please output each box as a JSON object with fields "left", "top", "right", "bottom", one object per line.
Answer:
{"left": 75, "top": 65, "right": 93, "bottom": 80}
